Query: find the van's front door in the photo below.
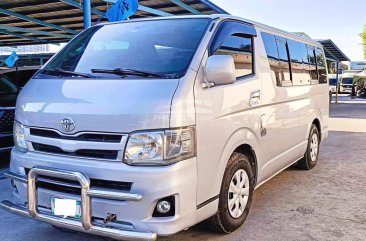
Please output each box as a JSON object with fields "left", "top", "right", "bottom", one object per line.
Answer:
{"left": 194, "top": 21, "right": 260, "bottom": 206}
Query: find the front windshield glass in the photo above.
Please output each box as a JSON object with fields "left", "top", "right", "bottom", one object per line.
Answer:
{"left": 38, "top": 19, "right": 212, "bottom": 79}
{"left": 0, "top": 74, "right": 17, "bottom": 94}
{"left": 342, "top": 78, "right": 353, "bottom": 85}
{"left": 329, "top": 78, "right": 337, "bottom": 85}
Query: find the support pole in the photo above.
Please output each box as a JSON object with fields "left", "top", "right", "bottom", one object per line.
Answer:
{"left": 83, "top": 0, "right": 92, "bottom": 29}
{"left": 335, "top": 61, "right": 339, "bottom": 104}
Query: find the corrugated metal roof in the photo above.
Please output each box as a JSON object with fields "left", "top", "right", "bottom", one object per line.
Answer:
{"left": 0, "top": 0, "right": 227, "bottom": 46}
{"left": 316, "top": 39, "right": 350, "bottom": 62}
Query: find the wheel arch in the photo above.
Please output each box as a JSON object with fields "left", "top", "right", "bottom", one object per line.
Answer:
{"left": 233, "top": 144, "right": 258, "bottom": 186}
{"left": 214, "top": 128, "right": 262, "bottom": 196}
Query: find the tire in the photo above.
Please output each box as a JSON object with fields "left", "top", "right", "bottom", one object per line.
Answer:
{"left": 329, "top": 91, "right": 332, "bottom": 103}
{"left": 298, "top": 124, "right": 320, "bottom": 170}
{"left": 207, "top": 152, "right": 254, "bottom": 233}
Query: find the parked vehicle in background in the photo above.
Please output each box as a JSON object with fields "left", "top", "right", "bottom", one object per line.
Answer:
{"left": 340, "top": 71, "right": 357, "bottom": 94}
{"left": 0, "top": 15, "right": 329, "bottom": 240}
{"left": 0, "top": 74, "right": 16, "bottom": 153}
{"left": 0, "top": 66, "right": 39, "bottom": 154}
{"left": 328, "top": 74, "right": 340, "bottom": 93}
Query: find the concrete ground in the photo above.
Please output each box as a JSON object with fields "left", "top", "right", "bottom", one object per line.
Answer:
{"left": 1, "top": 103, "right": 366, "bottom": 241}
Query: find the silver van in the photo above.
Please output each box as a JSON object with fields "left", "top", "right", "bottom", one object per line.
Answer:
{"left": 1, "top": 15, "right": 329, "bottom": 240}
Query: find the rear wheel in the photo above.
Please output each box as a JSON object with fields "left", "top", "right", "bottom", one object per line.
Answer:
{"left": 298, "top": 124, "right": 320, "bottom": 170}
{"left": 207, "top": 152, "right": 254, "bottom": 233}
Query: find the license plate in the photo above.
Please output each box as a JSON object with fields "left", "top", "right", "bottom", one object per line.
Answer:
{"left": 51, "top": 198, "right": 81, "bottom": 218}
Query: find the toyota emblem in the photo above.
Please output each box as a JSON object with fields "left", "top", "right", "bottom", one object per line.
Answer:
{"left": 60, "top": 117, "right": 75, "bottom": 132}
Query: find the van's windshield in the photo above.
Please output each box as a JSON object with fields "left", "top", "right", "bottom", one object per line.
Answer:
{"left": 342, "top": 78, "right": 354, "bottom": 85}
{"left": 37, "top": 19, "right": 212, "bottom": 79}
{"left": 329, "top": 78, "right": 337, "bottom": 85}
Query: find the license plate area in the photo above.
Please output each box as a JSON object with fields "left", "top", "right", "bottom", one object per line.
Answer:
{"left": 28, "top": 166, "right": 92, "bottom": 230}
{"left": 51, "top": 197, "right": 81, "bottom": 218}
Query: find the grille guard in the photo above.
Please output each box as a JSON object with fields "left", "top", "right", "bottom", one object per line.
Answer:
{"left": 0, "top": 166, "right": 156, "bottom": 241}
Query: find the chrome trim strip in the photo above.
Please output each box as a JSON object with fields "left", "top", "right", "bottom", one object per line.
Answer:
{"left": 25, "top": 126, "right": 126, "bottom": 138}
{"left": 0, "top": 107, "right": 16, "bottom": 111}
{"left": 26, "top": 135, "right": 124, "bottom": 152}
{"left": 4, "top": 170, "right": 141, "bottom": 202}
{"left": 0, "top": 200, "right": 156, "bottom": 241}
{"left": 4, "top": 172, "right": 28, "bottom": 184}
{"left": 0, "top": 147, "right": 13, "bottom": 152}
{"left": 87, "top": 189, "right": 142, "bottom": 202}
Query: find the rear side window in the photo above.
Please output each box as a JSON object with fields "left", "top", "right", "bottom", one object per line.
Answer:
{"left": 262, "top": 31, "right": 327, "bottom": 86}
{"left": 276, "top": 37, "right": 292, "bottom": 86}
{"left": 261, "top": 32, "right": 281, "bottom": 84}
{"left": 288, "top": 40, "right": 304, "bottom": 85}
{"left": 288, "top": 40, "right": 312, "bottom": 85}
{"left": 214, "top": 35, "right": 253, "bottom": 78}
{"left": 316, "top": 47, "right": 327, "bottom": 84}
{"left": 307, "top": 45, "right": 318, "bottom": 81}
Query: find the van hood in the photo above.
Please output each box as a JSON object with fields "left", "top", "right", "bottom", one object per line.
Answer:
{"left": 16, "top": 78, "right": 178, "bottom": 133}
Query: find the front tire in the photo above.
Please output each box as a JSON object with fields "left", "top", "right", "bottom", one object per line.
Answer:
{"left": 298, "top": 124, "right": 320, "bottom": 170}
{"left": 208, "top": 152, "right": 254, "bottom": 233}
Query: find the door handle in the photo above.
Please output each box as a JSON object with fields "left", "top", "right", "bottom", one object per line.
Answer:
{"left": 250, "top": 90, "right": 261, "bottom": 107}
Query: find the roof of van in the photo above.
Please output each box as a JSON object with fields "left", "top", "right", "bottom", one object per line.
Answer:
{"left": 342, "top": 72, "right": 358, "bottom": 78}
{"left": 100, "top": 14, "right": 323, "bottom": 47}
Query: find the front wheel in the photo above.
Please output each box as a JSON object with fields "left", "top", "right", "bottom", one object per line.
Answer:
{"left": 207, "top": 152, "right": 254, "bottom": 233}
{"left": 298, "top": 124, "right": 320, "bottom": 170}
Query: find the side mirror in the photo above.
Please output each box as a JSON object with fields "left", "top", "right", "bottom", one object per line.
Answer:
{"left": 204, "top": 55, "right": 236, "bottom": 87}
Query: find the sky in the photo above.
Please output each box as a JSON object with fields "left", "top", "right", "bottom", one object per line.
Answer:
{"left": 211, "top": 0, "right": 366, "bottom": 61}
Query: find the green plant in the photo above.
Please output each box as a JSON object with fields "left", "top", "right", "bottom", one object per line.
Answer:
{"left": 362, "top": 25, "right": 366, "bottom": 59}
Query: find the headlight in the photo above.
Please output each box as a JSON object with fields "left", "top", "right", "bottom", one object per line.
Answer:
{"left": 124, "top": 127, "right": 195, "bottom": 166}
{"left": 14, "top": 121, "right": 28, "bottom": 153}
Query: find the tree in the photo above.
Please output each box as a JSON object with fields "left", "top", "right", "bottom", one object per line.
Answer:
{"left": 362, "top": 25, "right": 366, "bottom": 59}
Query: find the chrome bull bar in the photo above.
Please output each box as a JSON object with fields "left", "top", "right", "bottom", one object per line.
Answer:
{"left": 0, "top": 166, "right": 157, "bottom": 241}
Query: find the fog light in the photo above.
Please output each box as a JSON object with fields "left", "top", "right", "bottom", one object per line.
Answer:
{"left": 156, "top": 201, "right": 171, "bottom": 214}
{"left": 153, "top": 196, "right": 175, "bottom": 217}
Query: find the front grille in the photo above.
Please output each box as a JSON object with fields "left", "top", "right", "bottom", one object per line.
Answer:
{"left": 30, "top": 128, "right": 122, "bottom": 143}
{"left": 0, "top": 110, "right": 15, "bottom": 133}
{"left": 32, "top": 142, "right": 119, "bottom": 160}
{"left": 25, "top": 168, "right": 132, "bottom": 194}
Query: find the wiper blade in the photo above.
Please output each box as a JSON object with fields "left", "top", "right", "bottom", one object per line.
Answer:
{"left": 42, "top": 68, "right": 96, "bottom": 78}
{"left": 91, "top": 68, "right": 167, "bottom": 78}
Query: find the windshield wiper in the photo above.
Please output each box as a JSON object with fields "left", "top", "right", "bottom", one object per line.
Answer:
{"left": 42, "top": 68, "right": 96, "bottom": 78}
{"left": 91, "top": 68, "right": 167, "bottom": 78}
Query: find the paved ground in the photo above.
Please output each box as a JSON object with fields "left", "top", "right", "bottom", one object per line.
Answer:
{"left": 0, "top": 103, "right": 366, "bottom": 241}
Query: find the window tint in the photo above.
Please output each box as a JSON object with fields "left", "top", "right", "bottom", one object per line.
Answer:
{"left": 299, "top": 43, "right": 312, "bottom": 84}
{"left": 307, "top": 45, "right": 318, "bottom": 81}
{"left": 276, "top": 38, "right": 291, "bottom": 86}
{"left": 215, "top": 35, "right": 253, "bottom": 78}
{"left": 288, "top": 40, "right": 314, "bottom": 85}
{"left": 261, "top": 32, "right": 281, "bottom": 83}
{"left": 261, "top": 32, "right": 325, "bottom": 87}
{"left": 288, "top": 40, "right": 303, "bottom": 85}
{"left": 316, "top": 47, "right": 327, "bottom": 83}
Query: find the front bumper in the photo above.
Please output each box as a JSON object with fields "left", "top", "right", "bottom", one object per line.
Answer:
{"left": 1, "top": 166, "right": 156, "bottom": 241}
{"left": 2, "top": 150, "right": 198, "bottom": 240}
